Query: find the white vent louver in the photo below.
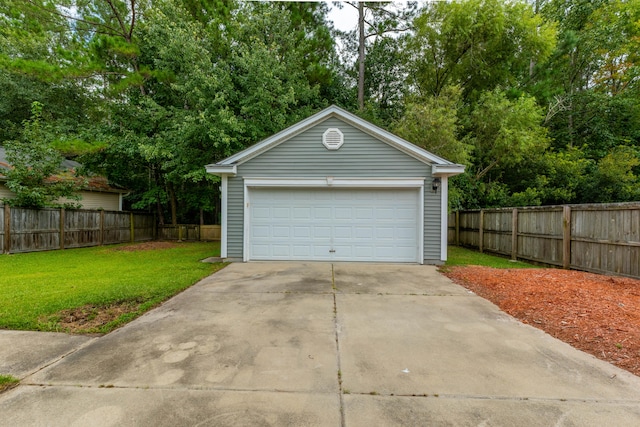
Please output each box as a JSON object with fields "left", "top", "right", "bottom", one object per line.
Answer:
{"left": 322, "top": 128, "right": 344, "bottom": 150}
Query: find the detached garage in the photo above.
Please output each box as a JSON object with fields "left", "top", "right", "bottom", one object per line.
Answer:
{"left": 206, "top": 105, "right": 464, "bottom": 264}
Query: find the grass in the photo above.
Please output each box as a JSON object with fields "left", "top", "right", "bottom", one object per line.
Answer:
{"left": 0, "top": 375, "right": 19, "bottom": 393}
{"left": 444, "top": 246, "right": 539, "bottom": 270}
{"left": 0, "top": 242, "right": 224, "bottom": 333}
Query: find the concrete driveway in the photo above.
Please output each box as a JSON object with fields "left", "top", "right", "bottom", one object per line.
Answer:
{"left": 2, "top": 262, "right": 640, "bottom": 426}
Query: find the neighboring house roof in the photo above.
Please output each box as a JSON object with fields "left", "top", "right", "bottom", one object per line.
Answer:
{"left": 206, "top": 105, "right": 465, "bottom": 177}
{"left": 0, "top": 146, "right": 127, "bottom": 194}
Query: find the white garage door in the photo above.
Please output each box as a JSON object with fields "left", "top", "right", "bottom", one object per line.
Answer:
{"left": 249, "top": 188, "right": 419, "bottom": 262}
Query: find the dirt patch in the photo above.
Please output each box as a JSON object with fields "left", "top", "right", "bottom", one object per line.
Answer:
{"left": 49, "top": 302, "right": 140, "bottom": 334}
{"left": 442, "top": 266, "right": 640, "bottom": 377}
{"left": 111, "top": 241, "right": 179, "bottom": 252}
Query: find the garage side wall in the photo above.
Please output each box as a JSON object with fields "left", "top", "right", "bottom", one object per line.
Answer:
{"left": 226, "top": 117, "right": 442, "bottom": 262}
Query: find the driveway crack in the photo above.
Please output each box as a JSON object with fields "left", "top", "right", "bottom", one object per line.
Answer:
{"left": 331, "top": 263, "right": 346, "bottom": 427}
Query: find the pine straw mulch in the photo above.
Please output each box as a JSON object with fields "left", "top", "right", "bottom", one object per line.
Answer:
{"left": 442, "top": 266, "right": 640, "bottom": 377}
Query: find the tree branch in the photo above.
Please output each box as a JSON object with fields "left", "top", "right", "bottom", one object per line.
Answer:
{"left": 24, "top": 0, "right": 122, "bottom": 37}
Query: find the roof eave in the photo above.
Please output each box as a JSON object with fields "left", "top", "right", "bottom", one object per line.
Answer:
{"left": 432, "top": 164, "right": 466, "bottom": 177}
{"left": 206, "top": 164, "right": 237, "bottom": 176}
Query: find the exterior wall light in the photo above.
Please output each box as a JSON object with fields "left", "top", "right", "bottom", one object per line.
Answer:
{"left": 432, "top": 177, "right": 441, "bottom": 192}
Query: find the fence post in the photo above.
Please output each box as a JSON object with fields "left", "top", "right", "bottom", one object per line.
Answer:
{"left": 100, "top": 210, "right": 105, "bottom": 246}
{"left": 130, "top": 212, "right": 135, "bottom": 243}
{"left": 478, "top": 209, "right": 484, "bottom": 253}
{"left": 3, "top": 204, "right": 10, "bottom": 254}
{"left": 455, "top": 211, "right": 460, "bottom": 246}
{"left": 153, "top": 213, "right": 157, "bottom": 240}
{"left": 60, "top": 208, "right": 65, "bottom": 250}
{"left": 511, "top": 208, "right": 518, "bottom": 260}
{"left": 563, "top": 205, "right": 571, "bottom": 269}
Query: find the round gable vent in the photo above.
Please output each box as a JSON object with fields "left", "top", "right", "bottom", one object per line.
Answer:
{"left": 322, "top": 128, "right": 344, "bottom": 150}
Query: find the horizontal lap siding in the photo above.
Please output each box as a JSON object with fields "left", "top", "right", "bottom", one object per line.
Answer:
{"left": 226, "top": 117, "right": 440, "bottom": 261}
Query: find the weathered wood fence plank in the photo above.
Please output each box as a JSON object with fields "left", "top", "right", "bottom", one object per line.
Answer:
{"left": 448, "top": 202, "right": 640, "bottom": 279}
{"left": 0, "top": 204, "right": 154, "bottom": 254}
{"left": 154, "top": 225, "right": 221, "bottom": 242}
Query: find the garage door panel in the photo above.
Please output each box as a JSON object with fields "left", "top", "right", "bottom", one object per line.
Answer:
{"left": 356, "top": 207, "right": 374, "bottom": 219}
{"left": 293, "top": 226, "right": 311, "bottom": 238}
{"left": 355, "top": 226, "right": 374, "bottom": 239}
{"left": 314, "top": 226, "right": 332, "bottom": 238}
{"left": 272, "top": 207, "right": 290, "bottom": 219}
{"left": 292, "top": 245, "right": 311, "bottom": 257}
{"left": 272, "top": 226, "right": 290, "bottom": 238}
{"left": 314, "top": 207, "right": 332, "bottom": 219}
{"left": 313, "top": 245, "right": 332, "bottom": 257}
{"left": 335, "top": 207, "right": 352, "bottom": 219}
{"left": 272, "top": 245, "right": 291, "bottom": 257}
{"left": 249, "top": 188, "right": 419, "bottom": 262}
{"left": 253, "top": 207, "right": 271, "bottom": 219}
{"left": 334, "top": 226, "right": 352, "bottom": 239}
{"left": 293, "top": 207, "right": 311, "bottom": 219}
{"left": 252, "top": 226, "right": 271, "bottom": 238}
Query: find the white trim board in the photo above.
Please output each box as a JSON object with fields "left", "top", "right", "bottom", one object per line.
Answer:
{"left": 244, "top": 177, "right": 426, "bottom": 188}
{"left": 220, "top": 175, "right": 228, "bottom": 259}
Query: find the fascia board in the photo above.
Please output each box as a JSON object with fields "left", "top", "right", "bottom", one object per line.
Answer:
{"left": 432, "top": 164, "right": 466, "bottom": 177}
{"left": 206, "top": 164, "right": 237, "bottom": 176}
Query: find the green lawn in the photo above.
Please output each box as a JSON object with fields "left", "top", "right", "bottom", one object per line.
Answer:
{"left": 445, "top": 245, "right": 539, "bottom": 269}
{"left": 0, "top": 242, "right": 224, "bottom": 333}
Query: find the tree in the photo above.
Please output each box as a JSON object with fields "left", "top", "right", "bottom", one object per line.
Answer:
{"left": 340, "top": 1, "right": 415, "bottom": 111}
{"left": 466, "top": 89, "right": 549, "bottom": 181}
{"left": 2, "top": 102, "right": 83, "bottom": 208}
{"left": 408, "top": 0, "right": 556, "bottom": 102}
{"left": 394, "top": 86, "right": 470, "bottom": 165}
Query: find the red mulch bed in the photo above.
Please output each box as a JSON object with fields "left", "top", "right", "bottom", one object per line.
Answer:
{"left": 443, "top": 266, "right": 640, "bottom": 377}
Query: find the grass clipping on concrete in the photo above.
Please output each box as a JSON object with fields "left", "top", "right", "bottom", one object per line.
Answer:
{"left": 0, "top": 375, "right": 19, "bottom": 393}
{"left": 0, "top": 242, "right": 224, "bottom": 334}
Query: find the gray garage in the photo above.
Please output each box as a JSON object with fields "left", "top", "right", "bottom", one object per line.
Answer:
{"left": 206, "top": 105, "right": 464, "bottom": 264}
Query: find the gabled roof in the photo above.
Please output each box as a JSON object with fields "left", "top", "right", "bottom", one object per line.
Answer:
{"left": 206, "top": 105, "right": 465, "bottom": 177}
{"left": 0, "top": 146, "right": 127, "bottom": 193}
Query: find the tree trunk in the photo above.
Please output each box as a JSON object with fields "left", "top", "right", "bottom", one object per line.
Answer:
{"left": 156, "top": 199, "right": 164, "bottom": 226}
{"left": 168, "top": 183, "right": 178, "bottom": 225}
{"left": 358, "top": 1, "right": 365, "bottom": 111}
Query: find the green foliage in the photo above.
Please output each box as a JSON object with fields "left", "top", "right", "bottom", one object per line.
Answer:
{"left": 1, "top": 0, "right": 638, "bottom": 215}
{"left": 466, "top": 90, "right": 549, "bottom": 180}
{"left": 0, "top": 242, "right": 223, "bottom": 333}
{"left": 2, "top": 102, "right": 83, "bottom": 208}
{"left": 588, "top": 146, "right": 640, "bottom": 203}
{"left": 409, "top": 0, "right": 556, "bottom": 101}
{"left": 394, "top": 86, "right": 471, "bottom": 165}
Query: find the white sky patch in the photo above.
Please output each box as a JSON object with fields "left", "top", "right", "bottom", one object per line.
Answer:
{"left": 327, "top": 1, "right": 359, "bottom": 33}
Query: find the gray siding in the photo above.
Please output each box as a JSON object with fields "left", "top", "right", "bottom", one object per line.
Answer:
{"left": 226, "top": 117, "right": 441, "bottom": 261}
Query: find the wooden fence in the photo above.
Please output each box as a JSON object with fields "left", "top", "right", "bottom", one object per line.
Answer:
{"left": 448, "top": 202, "right": 640, "bottom": 279}
{"left": 1, "top": 204, "right": 155, "bottom": 254}
{"left": 157, "top": 224, "right": 221, "bottom": 242}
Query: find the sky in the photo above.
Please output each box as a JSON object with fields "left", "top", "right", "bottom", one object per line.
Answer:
{"left": 327, "top": 1, "right": 359, "bottom": 32}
